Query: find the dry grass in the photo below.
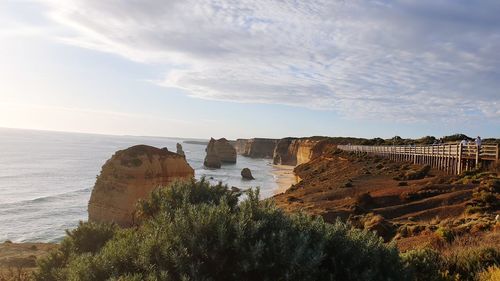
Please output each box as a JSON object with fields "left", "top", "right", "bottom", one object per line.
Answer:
{"left": 0, "top": 267, "right": 32, "bottom": 281}
{"left": 478, "top": 266, "right": 500, "bottom": 281}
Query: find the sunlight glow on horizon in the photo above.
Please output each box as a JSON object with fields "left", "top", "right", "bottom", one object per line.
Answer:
{"left": 0, "top": 1, "right": 498, "bottom": 139}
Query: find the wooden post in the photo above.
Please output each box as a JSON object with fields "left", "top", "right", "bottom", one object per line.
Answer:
{"left": 496, "top": 144, "right": 499, "bottom": 164}
{"left": 475, "top": 144, "right": 480, "bottom": 169}
{"left": 457, "top": 143, "right": 462, "bottom": 174}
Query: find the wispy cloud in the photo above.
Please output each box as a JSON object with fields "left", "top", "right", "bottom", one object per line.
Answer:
{"left": 37, "top": 0, "right": 500, "bottom": 122}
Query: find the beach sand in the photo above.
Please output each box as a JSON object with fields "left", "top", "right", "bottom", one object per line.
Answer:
{"left": 272, "top": 164, "right": 298, "bottom": 194}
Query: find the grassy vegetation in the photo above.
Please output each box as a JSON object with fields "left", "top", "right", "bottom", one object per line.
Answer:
{"left": 2, "top": 178, "right": 493, "bottom": 280}
{"left": 402, "top": 245, "right": 500, "bottom": 281}
{"left": 303, "top": 134, "right": 499, "bottom": 146}
{"left": 33, "top": 179, "right": 407, "bottom": 281}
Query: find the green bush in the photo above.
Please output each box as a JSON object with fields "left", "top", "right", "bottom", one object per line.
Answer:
{"left": 401, "top": 248, "right": 447, "bottom": 281}
{"left": 35, "top": 179, "right": 406, "bottom": 281}
{"left": 34, "top": 221, "right": 117, "bottom": 281}
{"left": 435, "top": 227, "right": 455, "bottom": 243}
{"left": 444, "top": 247, "right": 500, "bottom": 281}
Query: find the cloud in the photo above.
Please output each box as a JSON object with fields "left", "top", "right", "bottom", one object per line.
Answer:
{"left": 38, "top": 0, "right": 500, "bottom": 122}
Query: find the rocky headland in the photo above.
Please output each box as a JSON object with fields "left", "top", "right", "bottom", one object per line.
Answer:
{"left": 272, "top": 137, "right": 335, "bottom": 166}
{"left": 2, "top": 134, "right": 499, "bottom": 279}
{"left": 88, "top": 145, "right": 194, "bottom": 226}
{"left": 273, "top": 146, "right": 500, "bottom": 249}
{"left": 234, "top": 138, "right": 277, "bottom": 158}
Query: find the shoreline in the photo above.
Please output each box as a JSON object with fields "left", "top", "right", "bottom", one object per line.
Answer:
{"left": 271, "top": 164, "right": 298, "bottom": 195}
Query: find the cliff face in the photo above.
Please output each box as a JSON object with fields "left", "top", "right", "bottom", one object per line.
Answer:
{"left": 273, "top": 138, "right": 334, "bottom": 166}
{"left": 273, "top": 138, "right": 297, "bottom": 165}
{"left": 204, "top": 138, "right": 236, "bottom": 168}
{"left": 234, "top": 138, "right": 277, "bottom": 158}
{"left": 214, "top": 138, "right": 237, "bottom": 163}
{"left": 88, "top": 145, "right": 194, "bottom": 226}
{"left": 234, "top": 139, "right": 248, "bottom": 155}
{"left": 204, "top": 138, "right": 221, "bottom": 168}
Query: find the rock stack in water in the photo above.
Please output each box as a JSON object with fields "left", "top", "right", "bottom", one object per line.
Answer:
{"left": 176, "top": 143, "right": 185, "bottom": 158}
{"left": 204, "top": 138, "right": 221, "bottom": 168}
{"left": 214, "top": 138, "right": 237, "bottom": 163}
{"left": 241, "top": 168, "right": 254, "bottom": 180}
{"left": 204, "top": 138, "right": 237, "bottom": 168}
{"left": 88, "top": 145, "right": 194, "bottom": 227}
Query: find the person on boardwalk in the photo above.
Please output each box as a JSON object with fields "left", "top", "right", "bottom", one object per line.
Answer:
{"left": 460, "top": 138, "right": 468, "bottom": 146}
{"left": 475, "top": 136, "right": 482, "bottom": 148}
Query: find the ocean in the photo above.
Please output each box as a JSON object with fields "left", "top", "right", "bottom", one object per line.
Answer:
{"left": 0, "top": 128, "right": 283, "bottom": 243}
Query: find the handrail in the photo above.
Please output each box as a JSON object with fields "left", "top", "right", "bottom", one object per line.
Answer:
{"left": 337, "top": 144, "right": 499, "bottom": 175}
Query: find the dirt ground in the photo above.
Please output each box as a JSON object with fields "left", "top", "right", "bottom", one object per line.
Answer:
{"left": 272, "top": 149, "right": 500, "bottom": 249}
{"left": 0, "top": 242, "right": 57, "bottom": 274}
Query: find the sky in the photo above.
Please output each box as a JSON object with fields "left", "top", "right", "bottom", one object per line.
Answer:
{"left": 0, "top": 0, "right": 499, "bottom": 140}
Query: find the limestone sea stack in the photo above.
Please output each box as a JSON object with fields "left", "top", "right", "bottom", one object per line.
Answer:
{"left": 88, "top": 145, "right": 194, "bottom": 226}
{"left": 241, "top": 168, "right": 254, "bottom": 180}
{"left": 176, "top": 143, "right": 185, "bottom": 158}
{"left": 214, "top": 138, "right": 237, "bottom": 163}
{"left": 204, "top": 138, "right": 221, "bottom": 168}
{"left": 204, "top": 138, "right": 237, "bottom": 168}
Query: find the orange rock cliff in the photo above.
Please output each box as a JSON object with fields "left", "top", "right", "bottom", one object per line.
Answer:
{"left": 88, "top": 145, "right": 194, "bottom": 226}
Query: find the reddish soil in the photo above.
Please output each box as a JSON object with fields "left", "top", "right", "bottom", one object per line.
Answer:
{"left": 273, "top": 149, "right": 500, "bottom": 250}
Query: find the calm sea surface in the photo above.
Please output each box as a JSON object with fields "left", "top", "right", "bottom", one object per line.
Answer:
{"left": 0, "top": 128, "right": 281, "bottom": 242}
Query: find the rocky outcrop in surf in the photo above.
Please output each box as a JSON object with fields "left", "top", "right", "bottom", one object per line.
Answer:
{"left": 234, "top": 138, "right": 277, "bottom": 158}
{"left": 241, "top": 168, "right": 254, "bottom": 180}
{"left": 88, "top": 145, "right": 194, "bottom": 226}
{"left": 214, "top": 138, "right": 237, "bottom": 163}
{"left": 176, "top": 143, "right": 185, "bottom": 158}
{"left": 204, "top": 138, "right": 221, "bottom": 168}
{"left": 204, "top": 138, "right": 237, "bottom": 168}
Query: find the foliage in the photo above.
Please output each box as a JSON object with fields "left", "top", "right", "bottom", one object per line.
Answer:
{"left": 402, "top": 248, "right": 447, "bottom": 281}
{"left": 435, "top": 227, "right": 455, "bottom": 243}
{"left": 395, "top": 165, "right": 431, "bottom": 181}
{"left": 478, "top": 266, "right": 500, "bottom": 281}
{"left": 33, "top": 222, "right": 117, "bottom": 281}
{"left": 402, "top": 246, "right": 500, "bottom": 281}
{"left": 0, "top": 267, "right": 33, "bottom": 281}
{"left": 34, "top": 179, "right": 406, "bottom": 281}
{"left": 444, "top": 246, "right": 500, "bottom": 281}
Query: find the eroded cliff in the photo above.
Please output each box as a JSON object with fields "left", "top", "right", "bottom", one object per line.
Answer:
{"left": 234, "top": 138, "right": 277, "bottom": 158}
{"left": 88, "top": 145, "right": 194, "bottom": 226}
{"left": 273, "top": 137, "right": 333, "bottom": 166}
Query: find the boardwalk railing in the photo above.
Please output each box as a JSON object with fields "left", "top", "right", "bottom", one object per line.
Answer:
{"left": 337, "top": 143, "right": 499, "bottom": 175}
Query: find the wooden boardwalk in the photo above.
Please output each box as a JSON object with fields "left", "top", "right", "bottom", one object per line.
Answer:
{"left": 337, "top": 143, "right": 499, "bottom": 175}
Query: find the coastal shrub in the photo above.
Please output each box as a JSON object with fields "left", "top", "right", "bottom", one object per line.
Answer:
{"left": 443, "top": 246, "right": 500, "bottom": 281}
{"left": 405, "top": 165, "right": 431, "bottom": 180}
{"left": 35, "top": 179, "right": 406, "bottom": 281}
{"left": 136, "top": 177, "right": 239, "bottom": 220}
{"left": 435, "top": 227, "right": 455, "bottom": 243}
{"left": 402, "top": 246, "right": 500, "bottom": 281}
{"left": 34, "top": 222, "right": 117, "bottom": 281}
{"left": 478, "top": 266, "right": 500, "bottom": 281}
{"left": 401, "top": 248, "right": 446, "bottom": 281}
{"left": 0, "top": 267, "right": 32, "bottom": 281}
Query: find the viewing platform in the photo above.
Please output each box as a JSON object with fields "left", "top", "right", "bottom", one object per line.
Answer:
{"left": 337, "top": 143, "right": 499, "bottom": 175}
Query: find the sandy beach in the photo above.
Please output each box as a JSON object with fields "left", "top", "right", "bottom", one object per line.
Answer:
{"left": 271, "top": 164, "right": 298, "bottom": 194}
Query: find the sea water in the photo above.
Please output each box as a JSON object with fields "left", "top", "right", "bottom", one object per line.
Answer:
{"left": 0, "top": 128, "right": 281, "bottom": 242}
